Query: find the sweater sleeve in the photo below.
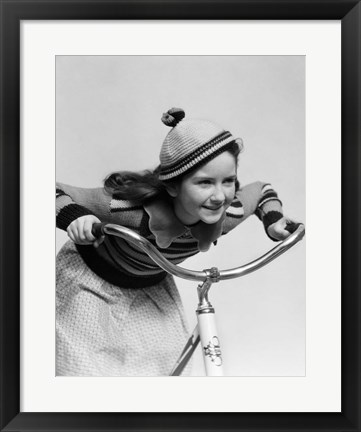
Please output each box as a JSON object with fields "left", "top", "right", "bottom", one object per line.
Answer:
{"left": 235, "top": 181, "right": 283, "bottom": 239}
{"left": 56, "top": 183, "right": 95, "bottom": 231}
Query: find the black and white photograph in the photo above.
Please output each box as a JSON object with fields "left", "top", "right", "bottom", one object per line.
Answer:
{"left": 3, "top": 1, "right": 360, "bottom": 428}
{"left": 55, "top": 55, "right": 305, "bottom": 377}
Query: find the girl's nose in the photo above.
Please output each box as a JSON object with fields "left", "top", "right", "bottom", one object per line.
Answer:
{"left": 211, "top": 186, "right": 225, "bottom": 202}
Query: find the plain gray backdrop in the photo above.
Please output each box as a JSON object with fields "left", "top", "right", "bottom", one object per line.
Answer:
{"left": 56, "top": 55, "right": 305, "bottom": 376}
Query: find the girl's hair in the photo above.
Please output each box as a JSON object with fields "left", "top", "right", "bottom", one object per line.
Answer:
{"left": 104, "top": 141, "right": 241, "bottom": 204}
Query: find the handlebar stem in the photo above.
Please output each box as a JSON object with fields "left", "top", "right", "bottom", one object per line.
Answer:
{"left": 197, "top": 279, "right": 214, "bottom": 312}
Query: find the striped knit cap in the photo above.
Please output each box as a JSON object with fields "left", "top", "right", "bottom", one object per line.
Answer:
{"left": 158, "top": 108, "right": 241, "bottom": 181}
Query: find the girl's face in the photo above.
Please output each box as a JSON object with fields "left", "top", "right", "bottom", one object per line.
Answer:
{"left": 168, "top": 151, "right": 237, "bottom": 225}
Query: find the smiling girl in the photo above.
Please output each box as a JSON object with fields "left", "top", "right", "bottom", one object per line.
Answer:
{"left": 56, "top": 107, "right": 297, "bottom": 376}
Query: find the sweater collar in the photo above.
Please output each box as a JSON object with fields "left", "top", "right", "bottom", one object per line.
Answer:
{"left": 144, "top": 199, "right": 226, "bottom": 252}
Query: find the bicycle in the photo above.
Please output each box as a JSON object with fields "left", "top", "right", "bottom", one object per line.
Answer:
{"left": 92, "top": 222, "right": 305, "bottom": 377}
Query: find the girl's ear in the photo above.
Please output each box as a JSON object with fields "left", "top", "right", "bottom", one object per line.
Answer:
{"left": 165, "top": 183, "right": 178, "bottom": 198}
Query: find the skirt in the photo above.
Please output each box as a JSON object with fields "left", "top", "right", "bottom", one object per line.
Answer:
{"left": 56, "top": 240, "right": 191, "bottom": 376}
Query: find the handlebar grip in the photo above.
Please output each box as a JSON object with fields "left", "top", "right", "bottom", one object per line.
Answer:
{"left": 92, "top": 223, "right": 106, "bottom": 238}
{"left": 285, "top": 222, "right": 302, "bottom": 234}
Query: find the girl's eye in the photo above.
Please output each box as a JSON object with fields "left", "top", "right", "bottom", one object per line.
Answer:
{"left": 199, "top": 180, "right": 211, "bottom": 185}
{"left": 224, "top": 178, "right": 236, "bottom": 184}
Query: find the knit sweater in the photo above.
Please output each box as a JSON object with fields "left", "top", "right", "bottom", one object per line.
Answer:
{"left": 56, "top": 181, "right": 282, "bottom": 288}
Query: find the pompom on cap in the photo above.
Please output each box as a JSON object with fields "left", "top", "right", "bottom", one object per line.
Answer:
{"left": 161, "top": 107, "right": 185, "bottom": 127}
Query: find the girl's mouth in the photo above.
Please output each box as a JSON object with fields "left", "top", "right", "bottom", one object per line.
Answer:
{"left": 202, "top": 204, "right": 224, "bottom": 211}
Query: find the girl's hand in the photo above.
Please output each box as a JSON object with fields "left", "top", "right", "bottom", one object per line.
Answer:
{"left": 267, "top": 216, "right": 298, "bottom": 241}
{"left": 67, "top": 215, "right": 105, "bottom": 248}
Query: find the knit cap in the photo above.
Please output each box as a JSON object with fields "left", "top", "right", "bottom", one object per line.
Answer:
{"left": 158, "top": 108, "right": 242, "bottom": 181}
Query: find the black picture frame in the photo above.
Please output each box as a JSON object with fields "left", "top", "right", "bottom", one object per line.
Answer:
{"left": 1, "top": 1, "right": 360, "bottom": 431}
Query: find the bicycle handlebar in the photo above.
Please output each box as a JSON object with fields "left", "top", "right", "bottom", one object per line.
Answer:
{"left": 92, "top": 222, "right": 305, "bottom": 282}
